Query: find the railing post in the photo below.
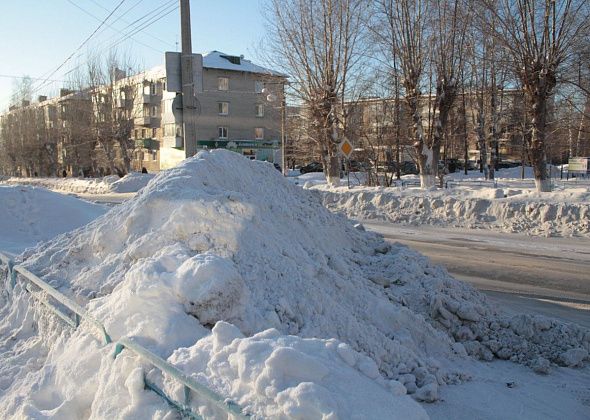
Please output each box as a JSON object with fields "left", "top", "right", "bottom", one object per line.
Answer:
{"left": 184, "top": 385, "right": 191, "bottom": 406}
{"left": 7, "top": 260, "right": 16, "bottom": 289}
{"left": 113, "top": 343, "right": 125, "bottom": 359}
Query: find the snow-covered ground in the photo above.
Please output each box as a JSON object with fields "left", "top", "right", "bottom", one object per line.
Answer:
{"left": 299, "top": 167, "right": 590, "bottom": 237}
{"left": 0, "top": 185, "right": 107, "bottom": 255}
{"left": 1, "top": 153, "right": 589, "bottom": 419}
{"left": 0, "top": 171, "right": 155, "bottom": 195}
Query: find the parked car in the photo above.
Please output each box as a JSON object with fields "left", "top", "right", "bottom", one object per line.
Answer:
{"left": 300, "top": 162, "right": 324, "bottom": 174}
{"left": 273, "top": 163, "right": 282, "bottom": 172}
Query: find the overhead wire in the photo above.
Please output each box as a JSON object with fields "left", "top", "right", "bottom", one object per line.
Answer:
{"left": 30, "top": 0, "right": 129, "bottom": 95}
{"left": 65, "top": 0, "right": 164, "bottom": 54}
{"left": 83, "top": 0, "right": 172, "bottom": 48}
{"left": 4, "top": 0, "right": 179, "bottom": 106}
{"left": 62, "top": 1, "right": 178, "bottom": 79}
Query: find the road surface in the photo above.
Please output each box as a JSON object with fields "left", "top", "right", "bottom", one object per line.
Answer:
{"left": 363, "top": 222, "right": 590, "bottom": 328}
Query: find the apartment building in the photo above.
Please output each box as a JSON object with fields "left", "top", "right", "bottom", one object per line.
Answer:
{"left": 132, "top": 50, "right": 286, "bottom": 171}
{"left": 0, "top": 51, "right": 286, "bottom": 176}
{"left": 343, "top": 89, "right": 527, "bottom": 167}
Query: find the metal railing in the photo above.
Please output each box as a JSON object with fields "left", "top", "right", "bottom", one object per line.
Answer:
{"left": 0, "top": 251, "right": 248, "bottom": 420}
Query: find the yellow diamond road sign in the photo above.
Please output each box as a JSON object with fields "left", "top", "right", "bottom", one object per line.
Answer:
{"left": 340, "top": 139, "right": 353, "bottom": 158}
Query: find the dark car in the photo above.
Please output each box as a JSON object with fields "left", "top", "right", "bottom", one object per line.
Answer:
{"left": 300, "top": 162, "right": 324, "bottom": 174}
{"left": 273, "top": 162, "right": 282, "bottom": 172}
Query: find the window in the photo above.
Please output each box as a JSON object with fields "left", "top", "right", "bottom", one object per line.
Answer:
{"left": 218, "top": 126, "right": 228, "bottom": 139}
{"left": 142, "top": 128, "right": 147, "bottom": 138}
{"left": 255, "top": 81, "right": 264, "bottom": 94}
{"left": 255, "top": 127, "right": 264, "bottom": 140}
{"left": 152, "top": 128, "right": 157, "bottom": 137}
{"left": 218, "top": 77, "right": 229, "bottom": 91}
{"left": 151, "top": 105, "right": 158, "bottom": 117}
{"left": 218, "top": 102, "right": 229, "bottom": 115}
{"left": 151, "top": 83, "right": 157, "bottom": 95}
{"left": 134, "top": 129, "right": 139, "bottom": 139}
{"left": 255, "top": 104, "right": 264, "bottom": 117}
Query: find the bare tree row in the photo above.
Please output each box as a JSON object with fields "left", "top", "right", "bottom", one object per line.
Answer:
{"left": 265, "top": 0, "right": 590, "bottom": 191}
{"left": 0, "top": 51, "right": 141, "bottom": 178}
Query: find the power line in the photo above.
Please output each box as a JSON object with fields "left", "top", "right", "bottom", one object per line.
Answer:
{"left": 2, "top": 1, "right": 178, "bottom": 106}
{"left": 31, "top": 0, "right": 128, "bottom": 95}
{"left": 65, "top": 0, "right": 172, "bottom": 53}
{"left": 0, "top": 74, "right": 65, "bottom": 82}
{"left": 62, "top": 1, "right": 178, "bottom": 78}
{"left": 84, "top": 0, "right": 172, "bottom": 47}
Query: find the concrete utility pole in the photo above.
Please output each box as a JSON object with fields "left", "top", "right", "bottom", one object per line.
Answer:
{"left": 180, "top": 0, "right": 197, "bottom": 158}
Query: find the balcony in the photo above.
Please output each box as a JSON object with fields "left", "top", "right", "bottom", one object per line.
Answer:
{"left": 163, "top": 136, "right": 183, "bottom": 148}
{"left": 134, "top": 116, "right": 160, "bottom": 126}
{"left": 135, "top": 138, "right": 160, "bottom": 150}
{"left": 142, "top": 93, "right": 162, "bottom": 104}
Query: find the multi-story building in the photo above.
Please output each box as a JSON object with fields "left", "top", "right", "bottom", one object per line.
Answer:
{"left": 343, "top": 89, "right": 527, "bottom": 169}
{"left": 0, "top": 51, "right": 286, "bottom": 176}
{"left": 128, "top": 50, "right": 286, "bottom": 171}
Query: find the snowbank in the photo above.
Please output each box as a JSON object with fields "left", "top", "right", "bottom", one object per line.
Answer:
{"left": 0, "top": 185, "right": 107, "bottom": 254}
{"left": 0, "top": 172, "right": 154, "bottom": 195}
{"left": 1, "top": 151, "right": 588, "bottom": 418}
{"left": 313, "top": 185, "right": 590, "bottom": 237}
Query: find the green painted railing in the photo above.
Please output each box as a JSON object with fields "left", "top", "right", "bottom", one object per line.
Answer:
{"left": 0, "top": 251, "right": 248, "bottom": 419}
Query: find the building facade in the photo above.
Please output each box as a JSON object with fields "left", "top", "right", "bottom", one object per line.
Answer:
{"left": 0, "top": 51, "right": 286, "bottom": 177}
{"left": 131, "top": 50, "right": 286, "bottom": 171}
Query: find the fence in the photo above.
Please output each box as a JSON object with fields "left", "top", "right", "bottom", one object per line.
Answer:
{"left": 0, "top": 251, "right": 249, "bottom": 420}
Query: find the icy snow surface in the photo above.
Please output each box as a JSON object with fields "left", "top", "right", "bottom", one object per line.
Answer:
{"left": 1, "top": 151, "right": 589, "bottom": 418}
{"left": 0, "top": 185, "right": 107, "bottom": 254}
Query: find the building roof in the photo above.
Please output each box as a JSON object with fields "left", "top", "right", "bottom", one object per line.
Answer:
{"left": 202, "top": 51, "right": 286, "bottom": 77}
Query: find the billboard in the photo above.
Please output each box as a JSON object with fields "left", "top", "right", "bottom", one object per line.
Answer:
{"left": 568, "top": 157, "right": 589, "bottom": 174}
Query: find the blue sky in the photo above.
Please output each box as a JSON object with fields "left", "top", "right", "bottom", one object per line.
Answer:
{"left": 0, "top": 0, "right": 269, "bottom": 110}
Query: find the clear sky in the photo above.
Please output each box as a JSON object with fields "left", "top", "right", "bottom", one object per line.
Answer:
{"left": 0, "top": 0, "right": 269, "bottom": 110}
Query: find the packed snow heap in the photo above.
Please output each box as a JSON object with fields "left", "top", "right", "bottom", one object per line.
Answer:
{"left": 1, "top": 150, "right": 588, "bottom": 419}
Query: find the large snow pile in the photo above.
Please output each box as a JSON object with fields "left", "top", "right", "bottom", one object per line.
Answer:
{"left": 0, "top": 172, "right": 154, "bottom": 195}
{"left": 313, "top": 185, "right": 590, "bottom": 237}
{"left": 1, "top": 151, "right": 588, "bottom": 418}
{"left": 0, "top": 185, "right": 107, "bottom": 254}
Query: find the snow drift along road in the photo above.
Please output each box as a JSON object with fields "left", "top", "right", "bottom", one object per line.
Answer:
{"left": 1, "top": 150, "right": 588, "bottom": 419}
{"left": 315, "top": 186, "right": 590, "bottom": 237}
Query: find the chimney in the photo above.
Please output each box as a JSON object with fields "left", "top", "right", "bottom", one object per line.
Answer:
{"left": 112, "top": 67, "right": 127, "bottom": 82}
{"left": 60, "top": 88, "right": 73, "bottom": 97}
{"left": 38, "top": 95, "right": 48, "bottom": 103}
{"left": 21, "top": 100, "right": 30, "bottom": 107}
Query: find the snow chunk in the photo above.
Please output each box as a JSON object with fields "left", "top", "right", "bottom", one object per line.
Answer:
{"left": 173, "top": 253, "right": 248, "bottom": 324}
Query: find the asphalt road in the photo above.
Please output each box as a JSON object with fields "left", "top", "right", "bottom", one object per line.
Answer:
{"left": 363, "top": 222, "right": 590, "bottom": 328}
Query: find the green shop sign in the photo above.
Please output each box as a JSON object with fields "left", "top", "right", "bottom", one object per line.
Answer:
{"left": 197, "top": 140, "right": 279, "bottom": 150}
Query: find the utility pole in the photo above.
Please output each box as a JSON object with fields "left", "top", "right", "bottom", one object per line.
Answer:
{"left": 180, "top": 0, "right": 197, "bottom": 158}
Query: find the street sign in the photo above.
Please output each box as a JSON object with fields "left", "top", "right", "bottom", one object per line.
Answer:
{"left": 339, "top": 139, "right": 353, "bottom": 158}
{"left": 568, "top": 157, "right": 589, "bottom": 174}
{"left": 165, "top": 52, "right": 203, "bottom": 94}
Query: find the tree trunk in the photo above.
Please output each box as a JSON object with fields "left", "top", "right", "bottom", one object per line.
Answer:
{"left": 530, "top": 95, "right": 550, "bottom": 192}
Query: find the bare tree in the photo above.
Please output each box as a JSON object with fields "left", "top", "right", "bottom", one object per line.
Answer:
{"left": 264, "top": 0, "right": 365, "bottom": 186}
{"left": 481, "top": 0, "right": 590, "bottom": 191}
{"left": 10, "top": 76, "right": 33, "bottom": 108}
{"left": 374, "top": 0, "right": 431, "bottom": 186}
